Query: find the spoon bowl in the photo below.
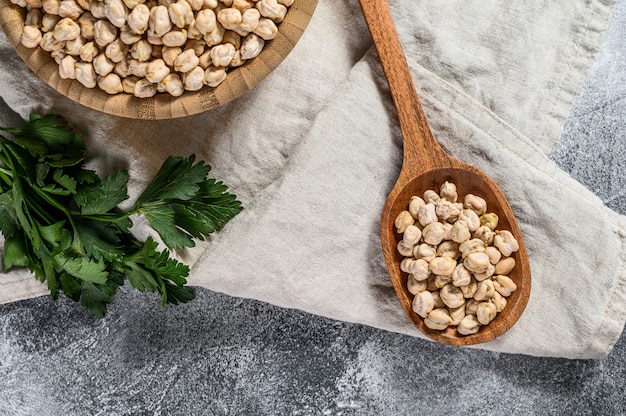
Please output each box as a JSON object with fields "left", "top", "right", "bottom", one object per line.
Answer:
{"left": 359, "top": 0, "right": 531, "bottom": 345}
{"left": 381, "top": 167, "right": 531, "bottom": 345}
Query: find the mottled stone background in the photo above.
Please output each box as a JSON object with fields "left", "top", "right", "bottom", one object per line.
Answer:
{"left": 2, "top": 0, "right": 626, "bottom": 414}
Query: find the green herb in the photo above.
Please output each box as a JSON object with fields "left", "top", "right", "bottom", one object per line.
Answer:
{"left": 0, "top": 113, "right": 242, "bottom": 317}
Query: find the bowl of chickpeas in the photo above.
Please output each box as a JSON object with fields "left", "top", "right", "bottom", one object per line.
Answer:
{"left": 0, "top": 0, "right": 317, "bottom": 119}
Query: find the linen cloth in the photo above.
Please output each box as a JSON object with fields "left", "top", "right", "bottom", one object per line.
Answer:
{"left": 1, "top": 0, "right": 625, "bottom": 359}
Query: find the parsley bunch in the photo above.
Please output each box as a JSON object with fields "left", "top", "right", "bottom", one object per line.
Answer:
{"left": 0, "top": 113, "right": 242, "bottom": 317}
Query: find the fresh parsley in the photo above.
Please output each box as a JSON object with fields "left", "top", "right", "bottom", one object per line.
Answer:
{"left": 0, "top": 113, "right": 243, "bottom": 317}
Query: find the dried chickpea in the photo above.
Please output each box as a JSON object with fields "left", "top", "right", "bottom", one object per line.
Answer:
{"left": 105, "top": 38, "right": 128, "bottom": 62}
{"left": 408, "top": 196, "right": 425, "bottom": 219}
{"left": 451, "top": 264, "right": 471, "bottom": 287}
{"left": 58, "top": 54, "right": 76, "bottom": 78}
{"left": 145, "top": 58, "right": 170, "bottom": 83}
{"left": 185, "top": 39, "right": 206, "bottom": 56}
{"left": 439, "top": 181, "right": 458, "bottom": 202}
{"left": 394, "top": 181, "right": 521, "bottom": 336}
{"left": 168, "top": 0, "right": 193, "bottom": 29}
{"left": 449, "top": 304, "right": 465, "bottom": 326}
{"left": 133, "top": 77, "right": 157, "bottom": 97}
{"left": 74, "top": 61, "right": 97, "bottom": 87}
{"left": 413, "top": 244, "right": 436, "bottom": 264}
{"left": 127, "top": 4, "right": 150, "bottom": 34}
{"left": 130, "top": 39, "right": 152, "bottom": 61}
{"left": 256, "top": 0, "right": 286, "bottom": 22}
{"left": 424, "top": 308, "right": 452, "bottom": 330}
{"left": 396, "top": 240, "right": 414, "bottom": 258}
{"left": 238, "top": 7, "right": 260, "bottom": 34}
{"left": 162, "top": 29, "right": 188, "bottom": 47}
{"left": 232, "top": 0, "right": 253, "bottom": 11}
{"left": 203, "top": 65, "right": 227, "bottom": 87}
{"left": 253, "top": 17, "right": 277, "bottom": 40}
{"left": 104, "top": 0, "right": 128, "bottom": 28}
{"left": 195, "top": 9, "right": 217, "bottom": 35}
{"left": 495, "top": 257, "right": 515, "bottom": 275}
{"left": 407, "top": 275, "right": 428, "bottom": 297}
{"left": 41, "top": 13, "right": 61, "bottom": 32}
{"left": 128, "top": 58, "right": 148, "bottom": 76}
{"left": 98, "top": 73, "right": 124, "bottom": 94}
{"left": 79, "top": 41, "right": 98, "bottom": 62}
{"left": 217, "top": 7, "right": 242, "bottom": 31}
{"left": 476, "top": 302, "right": 497, "bottom": 325}
{"left": 25, "top": 0, "right": 44, "bottom": 8}
{"left": 21, "top": 25, "right": 43, "bottom": 48}
{"left": 174, "top": 48, "right": 199, "bottom": 72}
{"left": 409, "top": 258, "right": 430, "bottom": 281}
{"left": 53, "top": 17, "right": 81, "bottom": 41}
{"left": 93, "top": 19, "right": 117, "bottom": 47}
{"left": 429, "top": 257, "right": 456, "bottom": 277}
{"left": 457, "top": 315, "right": 480, "bottom": 335}
{"left": 494, "top": 230, "right": 519, "bottom": 257}
{"left": 412, "top": 291, "right": 434, "bottom": 318}
{"left": 65, "top": 35, "right": 86, "bottom": 55}
{"left": 25, "top": 8, "right": 44, "bottom": 28}
{"left": 52, "top": 48, "right": 66, "bottom": 64}
{"left": 210, "top": 42, "right": 235, "bottom": 66}
{"left": 493, "top": 275, "right": 517, "bottom": 297}
{"left": 42, "top": 0, "right": 60, "bottom": 15}
{"left": 240, "top": 33, "right": 264, "bottom": 59}
{"left": 440, "top": 284, "right": 464, "bottom": 309}
{"left": 204, "top": 22, "right": 225, "bottom": 46}
{"left": 485, "top": 246, "right": 502, "bottom": 265}
{"left": 93, "top": 52, "right": 115, "bottom": 75}
{"left": 394, "top": 211, "right": 415, "bottom": 234}
{"left": 114, "top": 58, "right": 130, "bottom": 77}
{"left": 149, "top": 5, "right": 171, "bottom": 37}
{"left": 40, "top": 31, "right": 65, "bottom": 52}
{"left": 15, "top": 0, "right": 290, "bottom": 97}
{"left": 162, "top": 45, "right": 182, "bottom": 66}
{"left": 90, "top": 0, "right": 106, "bottom": 18}
{"left": 182, "top": 65, "right": 204, "bottom": 91}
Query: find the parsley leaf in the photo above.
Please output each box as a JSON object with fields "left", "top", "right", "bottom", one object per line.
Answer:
{"left": 136, "top": 155, "right": 209, "bottom": 202}
{"left": 3, "top": 232, "right": 30, "bottom": 269}
{"left": 79, "top": 281, "right": 113, "bottom": 318}
{"left": 1, "top": 113, "right": 85, "bottom": 165}
{"left": 72, "top": 220, "right": 125, "bottom": 261}
{"left": 141, "top": 203, "right": 195, "bottom": 249}
{"left": 136, "top": 158, "right": 243, "bottom": 249}
{"left": 75, "top": 170, "right": 129, "bottom": 215}
{"left": 53, "top": 252, "right": 109, "bottom": 285}
{"left": 0, "top": 112, "right": 242, "bottom": 317}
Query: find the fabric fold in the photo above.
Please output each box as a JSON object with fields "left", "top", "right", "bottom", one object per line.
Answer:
{"left": 1, "top": 0, "right": 625, "bottom": 358}
{"left": 390, "top": 0, "right": 616, "bottom": 155}
{"left": 184, "top": 49, "right": 626, "bottom": 359}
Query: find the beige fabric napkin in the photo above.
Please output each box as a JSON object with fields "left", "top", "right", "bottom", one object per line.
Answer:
{"left": 1, "top": 0, "right": 625, "bottom": 359}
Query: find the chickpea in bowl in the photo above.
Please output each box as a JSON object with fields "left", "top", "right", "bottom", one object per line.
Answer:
{"left": 0, "top": 0, "right": 317, "bottom": 118}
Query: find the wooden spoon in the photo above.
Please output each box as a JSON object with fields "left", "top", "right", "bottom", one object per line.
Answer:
{"left": 359, "top": 0, "right": 531, "bottom": 345}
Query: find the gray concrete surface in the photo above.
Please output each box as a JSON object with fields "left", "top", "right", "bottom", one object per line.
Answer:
{"left": 2, "top": 0, "right": 626, "bottom": 414}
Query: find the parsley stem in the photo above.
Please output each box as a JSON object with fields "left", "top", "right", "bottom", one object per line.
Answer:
{"left": 14, "top": 178, "right": 59, "bottom": 225}
{"left": 23, "top": 191, "right": 56, "bottom": 224}
{"left": 32, "top": 186, "right": 70, "bottom": 214}
{"left": 0, "top": 166, "right": 12, "bottom": 187}
{"left": 81, "top": 211, "right": 132, "bottom": 222}
{"left": 0, "top": 144, "right": 14, "bottom": 186}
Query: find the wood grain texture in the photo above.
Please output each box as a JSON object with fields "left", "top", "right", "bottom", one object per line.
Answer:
{"left": 0, "top": 0, "right": 318, "bottom": 119}
{"left": 359, "top": 0, "right": 531, "bottom": 345}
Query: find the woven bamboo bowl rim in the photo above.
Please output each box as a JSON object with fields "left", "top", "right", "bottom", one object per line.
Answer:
{"left": 0, "top": 0, "right": 318, "bottom": 119}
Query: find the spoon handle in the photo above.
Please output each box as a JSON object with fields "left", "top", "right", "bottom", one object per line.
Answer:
{"left": 358, "top": 0, "right": 449, "bottom": 174}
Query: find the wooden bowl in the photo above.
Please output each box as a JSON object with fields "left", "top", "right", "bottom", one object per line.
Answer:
{"left": 382, "top": 169, "right": 531, "bottom": 346}
{"left": 0, "top": 0, "right": 318, "bottom": 119}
